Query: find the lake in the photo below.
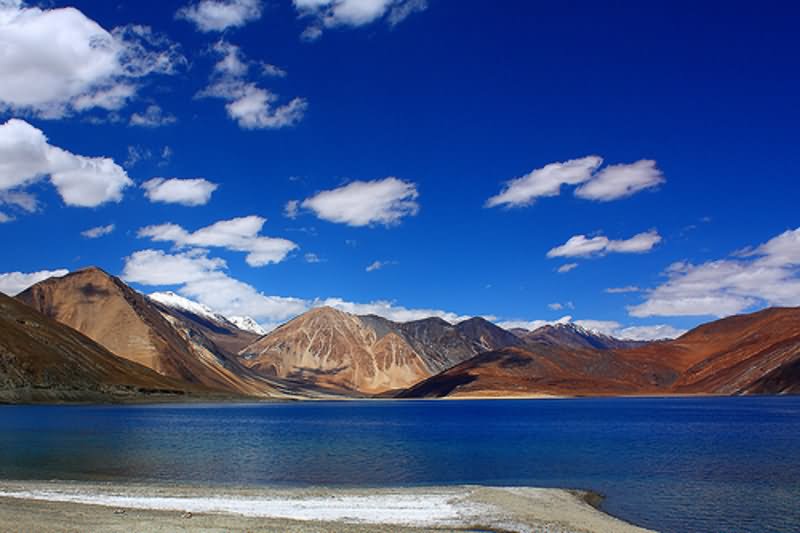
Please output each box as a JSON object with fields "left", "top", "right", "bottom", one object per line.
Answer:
{"left": 0, "top": 396, "right": 798, "bottom": 533}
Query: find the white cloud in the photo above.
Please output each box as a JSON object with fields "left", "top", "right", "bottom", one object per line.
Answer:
{"left": 304, "top": 252, "right": 322, "bottom": 263}
{"left": 294, "top": 0, "right": 427, "bottom": 40}
{"left": 497, "top": 315, "right": 684, "bottom": 341}
{"left": 366, "top": 260, "right": 396, "bottom": 272}
{"left": 630, "top": 227, "right": 800, "bottom": 318}
{"left": 486, "top": 156, "right": 601, "bottom": 208}
{"left": 138, "top": 216, "right": 298, "bottom": 266}
{"left": 0, "top": 211, "right": 10, "bottom": 223}
{"left": 122, "top": 249, "right": 471, "bottom": 330}
{"left": 0, "top": 3, "right": 184, "bottom": 118}
{"left": 284, "top": 200, "right": 300, "bottom": 219}
{"left": 487, "top": 156, "right": 664, "bottom": 208}
{"left": 548, "top": 301, "right": 574, "bottom": 311}
{"left": 142, "top": 177, "right": 218, "bottom": 206}
{"left": 198, "top": 40, "right": 307, "bottom": 130}
{"left": 606, "top": 285, "right": 641, "bottom": 294}
{"left": 176, "top": 0, "right": 262, "bottom": 32}
{"left": 575, "top": 159, "right": 664, "bottom": 201}
{"left": 547, "top": 230, "right": 662, "bottom": 258}
{"left": 315, "top": 297, "right": 476, "bottom": 324}
{"left": 301, "top": 177, "right": 419, "bottom": 226}
{"left": 0, "top": 268, "right": 69, "bottom": 296}
{"left": 262, "top": 63, "right": 287, "bottom": 78}
{"left": 0, "top": 119, "right": 132, "bottom": 208}
{"left": 616, "top": 324, "right": 687, "bottom": 341}
{"left": 81, "top": 224, "right": 115, "bottom": 239}
{"left": 497, "top": 315, "right": 573, "bottom": 332}
{"left": 130, "top": 105, "right": 177, "bottom": 127}
{"left": 557, "top": 263, "right": 578, "bottom": 273}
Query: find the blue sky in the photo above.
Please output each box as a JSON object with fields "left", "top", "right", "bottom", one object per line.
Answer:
{"left": 1, "top": 0, "right": 799, "bottom": 338}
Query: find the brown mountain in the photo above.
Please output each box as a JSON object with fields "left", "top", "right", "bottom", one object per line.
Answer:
{"left": 238, "top": 309, "right": 524, "bottom": 395}
{"left": 239, "top": 307, "right": 430, "bottom": 395}
{"left": 402, "top": 307, "right": 800, "bottom": 398}
{"left": 16, "top": 267, "right": 291, "bottom": 398}
{"left": 0, "top": 292, "right": 200, "bottom": 403}
{"left": 523, "top": 323, "right": 646, "bottom": 351}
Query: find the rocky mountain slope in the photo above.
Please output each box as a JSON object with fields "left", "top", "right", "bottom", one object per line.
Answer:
{"left": 522, "top": 323, "right": 646, "bottom": 351}
{"left": 0, "top": 293, "right": 201, "bottom": 403}
{"left": 16, "top": 268, "right": 290, "bottom": 397}
{"left": 148, "top": 291, "right": 261, "bottom": 356}
{"left": 238, "top": 308, "right": 524, "bottom": 394}
{"left": 402, "top": 307, "right": 800, "bottom": 398}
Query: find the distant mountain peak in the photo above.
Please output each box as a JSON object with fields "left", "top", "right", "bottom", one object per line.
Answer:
{"left": 229, "top": 316, "right": 267, "bottom": 335}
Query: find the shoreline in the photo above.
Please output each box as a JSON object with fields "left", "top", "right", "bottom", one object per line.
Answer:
{"left": 0, "top": 480, "right": 654, "bottom": 533}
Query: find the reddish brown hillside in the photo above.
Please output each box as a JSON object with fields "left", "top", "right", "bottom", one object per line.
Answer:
{"left": 0, "top": 293, "right": 200, "bottom": 403}
{"left": 402, "top": 308, "right": 800, "bottom": 398}
{"left": 16, "top": 268, "right": 289, "bottom": 397}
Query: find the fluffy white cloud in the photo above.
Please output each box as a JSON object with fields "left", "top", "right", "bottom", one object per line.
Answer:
{"left": 0, "top": 119, "right": 132, "bottom": 208}
{"left": 548, "top": 302, "right": 574, "bottom": 311}
{"left": 301, "top": 177, "right": 419, "bottom": 227}
{"left": 198, "top": 40, "right": 307, "bottom": 130}
{"left": 130, "top": 105, "right": 177, "bottom": 127}
{"left": 176, "top": 0, "right": 262, "bottom": 32}
{"left": 142, "top": 177, "right": 218, "bottom": 206}
{"left": 575, "top": 159, "right": 664, "bottom": 201}
{"left": 0, "top": 211, "right": 10, "bottom": 223}
{"left": 0, "top": 268, "right": 69, "bottom": 296}
{"left": 557, "top": 263, "right": 578, "bottom": 273}
{"left": 0, "top": 3, "right": 184, "bottom": 118}
{"left": 294, "top": 0, "right": 427, "bottom": 40}
{"left": 81, "top": 224, "right": 115, "bottom": 239}
{"left": 487, "top": 156, "right": 664, "bottom": 208}
{"left": 122, "top": 249, "right": 471, "bottom": 330}
{"left": 304, "top": 252, "right": 322, "bottom": 263}
{"left": 630, "top": 227, "right": 800, "bottom": 318}
{"left": 138, "top": 216, "right": 297, "bottom": 266}
{"left": 547, "top": 230, "right": 661, "bottom": 258}
{"left": 486, "top": 156, "right": 601, "bottom": 208}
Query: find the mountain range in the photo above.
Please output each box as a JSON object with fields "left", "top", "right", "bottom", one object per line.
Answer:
{"left": 1, "top": 267, "right": 798, "bottom": 402}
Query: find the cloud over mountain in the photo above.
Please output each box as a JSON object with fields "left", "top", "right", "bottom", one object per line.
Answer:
{"left": 630, "top": 227, "right": 800, "bottom": 318}
{"left": 0, "top": 269, "right": 69, "bottom": 296}
{"left": 138, "top": 216, "right": 297, "bottom": 266}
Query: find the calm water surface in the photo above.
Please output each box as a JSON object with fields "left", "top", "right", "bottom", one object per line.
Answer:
{"left": 0, "top": 396, "right": 798, "bottom": 533}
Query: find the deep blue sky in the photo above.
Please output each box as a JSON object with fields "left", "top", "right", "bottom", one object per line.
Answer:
{"left": 1, "top": 0, "right": 799, "bottom": 336}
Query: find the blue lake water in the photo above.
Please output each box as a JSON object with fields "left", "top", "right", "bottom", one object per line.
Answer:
{"left": 0, "top": 396, "right": 798, "bottom": 532}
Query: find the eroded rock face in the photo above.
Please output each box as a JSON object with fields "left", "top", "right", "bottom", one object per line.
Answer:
{"left": 239, "top": 307, "right": 431, "bottom": 394}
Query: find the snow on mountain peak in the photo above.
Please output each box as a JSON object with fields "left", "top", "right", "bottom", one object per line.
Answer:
{"left": 229, "top": 316, "right": 267, "bottom": 335}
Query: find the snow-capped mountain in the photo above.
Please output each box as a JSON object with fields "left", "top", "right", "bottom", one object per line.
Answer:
{"left": 149, "top": 292, "right": 229, "bottom": 324}
{"left": 229, "top": 316, "right": 267, "bottom": 335}
{"left": 148, "top": 292, "right": 265, "bottom": 335}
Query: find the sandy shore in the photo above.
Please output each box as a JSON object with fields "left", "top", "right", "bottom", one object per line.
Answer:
{"left": 0, "top": 481, "right": 653, "bottom": 533}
